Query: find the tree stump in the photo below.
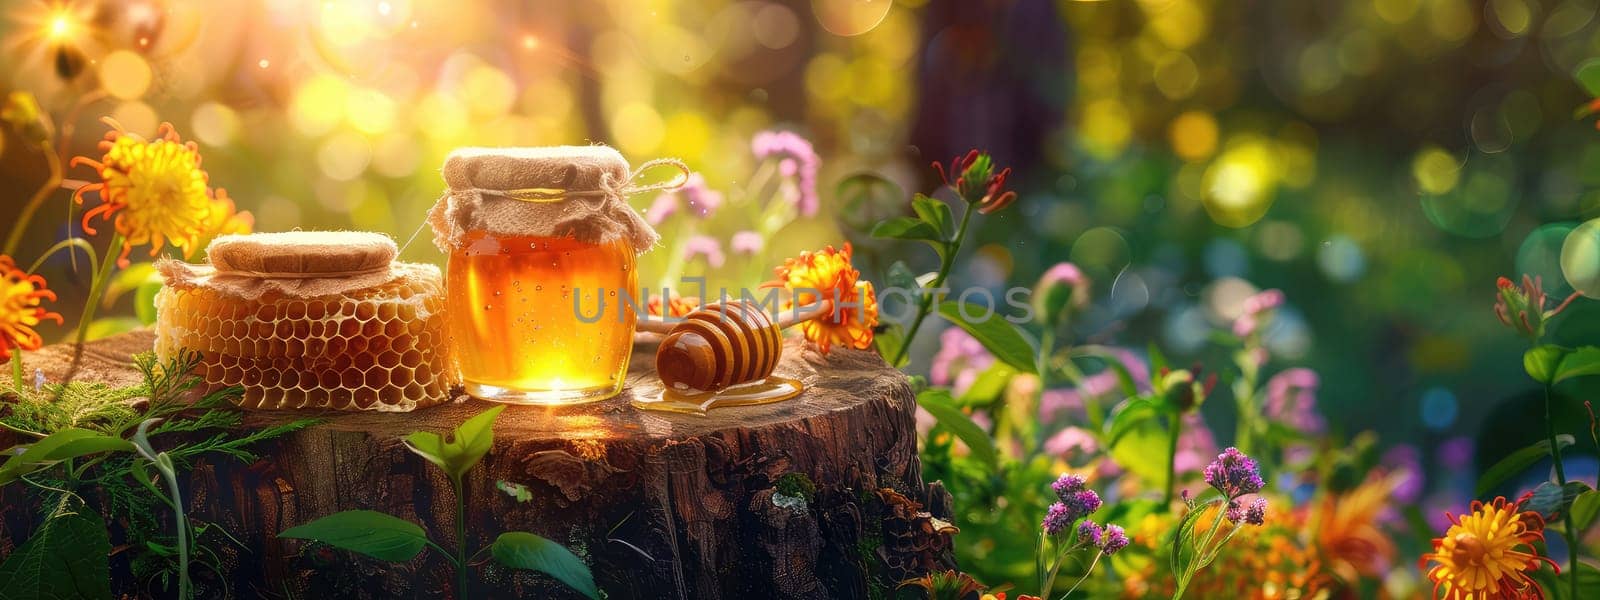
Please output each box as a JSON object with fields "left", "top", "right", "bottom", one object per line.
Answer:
{"left": 1, "top": 330, "right": 956, "bottom": 599}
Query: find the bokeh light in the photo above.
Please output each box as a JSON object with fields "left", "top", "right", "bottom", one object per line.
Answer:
{"left": 1562, "top": 218, "right": 1600, "bottom": 298}
{"left": 812, "top": 0, "right": 892, "bottom": 37}
{"left": 1201, "top": 140, "right": 1279, "bottom": 228}
{"left": 1419, "top": 151, "right": 1518, "bottom": 238}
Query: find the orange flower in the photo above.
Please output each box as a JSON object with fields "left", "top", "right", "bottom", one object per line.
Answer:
{"left": 71, "top": 119, "right": 246, "bottom": 266}
{"left": 1420, "top": 496, "right": 1555, "bottom": 600}
{"left": 1315, "top": 473, "right": 1401, "bottom": 583}
{"left": 766, "top": 243, "right": 878, "bottom": 354}
{"left": 0, "top": 255, "right": 63, "bottom": 360}
{"left": 646, "top": 291, "right": 701, "bottom": 318}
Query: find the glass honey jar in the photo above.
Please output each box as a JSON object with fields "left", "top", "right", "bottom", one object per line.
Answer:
{"left": 430, "top": 147, "right": 677, "bottom": 404}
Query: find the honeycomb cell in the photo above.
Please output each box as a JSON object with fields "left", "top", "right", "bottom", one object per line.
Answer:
{"left": 154, "top": 261, "right": 457, "bottom": 412}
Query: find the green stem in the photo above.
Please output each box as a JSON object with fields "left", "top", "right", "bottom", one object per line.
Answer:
{"left": 74, "top": 231, "right": 124, "bottom": 349}
{"left": 1036, "top": 530, "right": 1046, "bottom": 597}
{"left": 453, "top": 474, "right": 469, "bottom": 597}
{"left": 890, "top": 201, "right": 975, "bottom": 367}
{"left": 1172, "top": 502, "right": 1228, "bottom": 600}
{"left": 2, "top": 145, "right": 61, "bottom": 257}
{"left": 1545, "top": 384, "right": 1578, "bottom": 600}
{"left": 132, "top": 421, "right": 189, "bottom": 599}
{"left": 1232, "top": 349, "right": 1259, "bottom": 456}
{"left": 1166, "top": 412, "right": 1182, "bottom": 506}
{"left": 1058, "top": 552, "right": 1102, "bottom": 599}
{"left": 160, "top": 457, "right": 190, "bottom": 600}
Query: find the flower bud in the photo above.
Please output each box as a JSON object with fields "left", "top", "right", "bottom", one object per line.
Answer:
{"left": 1494, "top": 275, "right": 1577, "bottom": 340}
{"left": 1, "top": 92, "right": 50, "bottom": 145}
{"left": 1033, "top": 263, "right": 1090, "bottom": 330}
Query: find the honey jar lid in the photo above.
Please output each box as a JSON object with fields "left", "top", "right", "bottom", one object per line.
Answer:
{"left": 430, "top": 145, "right": 684, "bottom": 256}
{"left": 208, "top": 231, "right": 397, "bottom": 278}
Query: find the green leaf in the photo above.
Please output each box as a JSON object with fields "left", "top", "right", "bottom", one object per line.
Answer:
{"left": 1105, "top": 396, "right": 1166, "bottom": 449}
{"left": 835, "top": 172, "right": 906, "bottom": 234}
{"left": 957, "top": 363, "right": 1015, "bottom": 406}
{"left": 1526, "top": 345, "right": 1568, "bottom": 384}
{"left": 0, "top": 504, "right": 112, "bottom": 599}
{"left": 134, "top": 276, "right": 163, "bottom": 325}
{"left": 910, "top": 194, "right": 953, "bottom": 238}
{"left": 870, "top": 217, "right": 944, "bottom": 243}
{"left": 83, "top": 317, "right": 145, "bottom": 342}
{"left": 1577, "top": 58, "right": 1600, "bottom": 97}
{"left": 1147, "top": 342, "right": 1168, "bottom": 376}
{"left": 874, "top": 322, "right": 908, "bottom": 368}
{"left": 0, "top": 428, "right": 135, "bottom": 485}
{"left": 1476, "top": 435, "right": 1575, "bottom": 497}
{"left": 1525, "top": 481, "right": 1593, "bottom": 521}
{"left": 1573, "top": 490, "right": 1600, "bottom": 531}
{"left": 100, "top": 262, "right": 157, "bottom": 307}
{"left": 490, "top": 532, "right": 599, "bottom": 599}
{"left": 1554, "top": 346, "right": 1600, "bottom": 384}
{"left": 935, "top": 301, "right": 1037, "bottom": 374}
{"left": 1168, "top": 492, "right": 1223, "bottom": 576}
{"left": 1072, "top": 346, "right": 1142, "bottom": 398}
{"left": 1110, "top": 421, "right": 1171, "bottom": 491}
{"left": 404, "top": 405, "right": 505, "bottom": 481}
{"left": 885, "top": 261, "right": 918, "bottom": 300}
{"left": 279, "top": 510, "right": 428, "bottom": 562}
{"left": 916, "top": 388, "right": 998, "bottom": 469}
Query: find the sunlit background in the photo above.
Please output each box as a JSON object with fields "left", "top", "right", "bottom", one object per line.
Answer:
{"left": 5, "top": 0, "right": 1600, "bottom": 544}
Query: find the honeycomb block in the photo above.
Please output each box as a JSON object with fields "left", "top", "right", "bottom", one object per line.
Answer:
{"left": 154, "top": 263, "right": 457, "bottom": 412}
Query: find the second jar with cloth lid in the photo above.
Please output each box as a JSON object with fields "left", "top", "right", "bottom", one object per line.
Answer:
{"left": 428, "top": 146, "right": 683, "bottom": 404}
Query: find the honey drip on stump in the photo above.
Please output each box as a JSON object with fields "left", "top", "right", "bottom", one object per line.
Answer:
{"left": 633, "top": 300, "right": 804, "bottom": 415}
{"left": 637, "top": 377, "right": 804, "bottom": 415}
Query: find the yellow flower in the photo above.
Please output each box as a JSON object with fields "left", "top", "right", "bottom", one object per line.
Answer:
{"left": 191, "top": 188, "right": 255, "bottom": 255}
{"left": 766, "top": 243, "right": 878, "bottom": 354}
{"left": 1420, "top": 496, "right": 1555, "bottom": 600}
{"left": 0, "top": 255, "right": 63, "bottom": 360}
{"left": 71, "top": 119, "right": 216, "bottom": 266}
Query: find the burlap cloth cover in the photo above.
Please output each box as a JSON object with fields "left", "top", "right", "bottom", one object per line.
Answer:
{"left": 428, "top": 146, "right": 684, "bottom": 254}
{"left": 156, "top": 231, "right": 422, "bottom": 298}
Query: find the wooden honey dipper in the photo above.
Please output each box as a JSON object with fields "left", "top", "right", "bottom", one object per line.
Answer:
{"left": 637, "top": 298, "right": 833, "bottom": 391}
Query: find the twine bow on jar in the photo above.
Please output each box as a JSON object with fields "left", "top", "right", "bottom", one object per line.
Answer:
{"left": 428, "top": 147, "right": 682, "bottom": 255}
{"left": 464, "top": 157, "right": 691, "bottom": 203}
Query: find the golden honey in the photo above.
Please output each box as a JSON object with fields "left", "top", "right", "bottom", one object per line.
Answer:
{"left": 447, "top": 232, "right": 637, "bottom": 404}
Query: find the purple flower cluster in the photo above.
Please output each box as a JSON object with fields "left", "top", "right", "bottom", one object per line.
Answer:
{"left": 1042, "top": 473, "right": 1102, "bottom": 536}
{"left": 730, "top": 231, "right": 763, "bottom": 256}
{"left": 1232, "top": 288, "right": 1285, "bottom": 338}
{"left": 682, "top": 235, "right": 725, "bottom": 268}
{"left": 1264, "top": 368, "right": 1324, "bottom": 433}
{"left": 1100, "top": 524, "right": 1129, "bottom": 555}
{"left": 1042, "top": 502, "right": 1073, "bottom": 536}
{"left": 1053, "top": 474, "right": 1102, "bottom": 519}
{"left": 1245, "top": 497, "right": 1267, "bottom": 526}
{"left": 1051, "top": 473, "right": 1087, "bottom": 498}
{"left": 930, "top": 328, "right": 995, "bottom": 396}
{"left": 751, "top": 130, "right": 820, "bottom": 217}
{"left": 1063, "top": 489, "right": 1103, "bottom": 517}
{"left": 645, "top": 193, "right": 677, "bottom": 226}
{"left": 1077, "top": 520, "right": 1103, "bottom": 546}
{"left": 680, "top": 173, "right": 724, "bottom": 218}
{"left": 1224, "top": 500, "right": 1246, "bottom": 524}
{"left": 1203, "top": 447, "right": 1264, "bottom": 499}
